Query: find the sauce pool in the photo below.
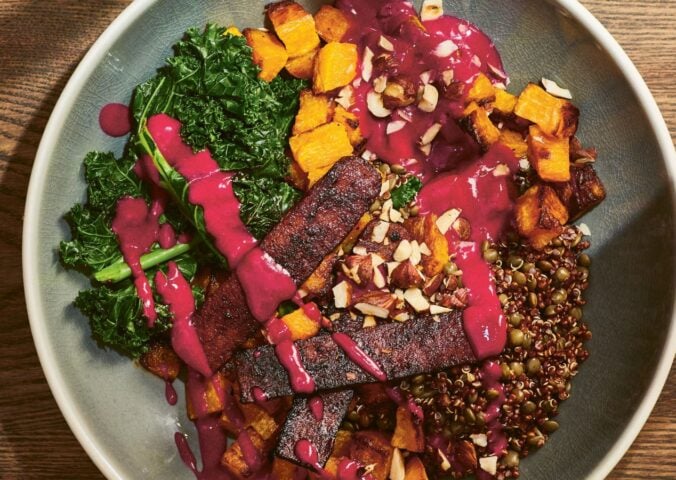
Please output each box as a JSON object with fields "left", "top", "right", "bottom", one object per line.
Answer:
{"left": 99, "top": 102, "right": 132, "bottom": 137}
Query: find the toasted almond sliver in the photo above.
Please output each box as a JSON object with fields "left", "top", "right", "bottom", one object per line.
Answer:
{"left": 434, "top": 39, "right": 459, "bottom": 57}
{"left": 419, "top": 242, "right": 432, "bottom": 255}
{"left": 386, "top": 120, "right": 406, "bottom": 135}
{"left": 442, "top": 69, "right": 454, "bottom": 86}
{"left": 409, "top": 240, "right": 422, "bottom": 266}
{"left": 373, "top": 75, "right": 387, "bottom": 94}
{"left": 367, "top": 91, "right": 392, "bottom": 118}
{"left": 389, "top": 208, "right": 403, "bottom": 223}
{"left": 390, "top": 448, "right": 405, "bottom": 480}
{"left": 542, "top": 77, "right": 573, "bottom": 99}
{"left": 371, "top": 221, "right": 390, "bottom": 243}
{"left": 420, "top": 122, "right": 442, "bottom": 145}
{"left": 336, "top": 85, "right": 354, "bottom": 109}
{"left": 373, "top": 267, "right": 386, "bottom": 288}
{"left": 354, "top": 302, "right": 390, "bottom": 319}
{"left": 362, "top": 47, "right": 374, "bottom": 82}
{"left": 479, "top": 456, "right": 498, "bottom": 476}
{"left": 378, "top": 35, "right": 394, "bottom": 52}
{"left": 362, "top": 315, "right": 377, "bottom": 328}
{"left": 418, "top": 84, "right": 439, "bottom": 112}
{"left": 438, "top": 449, "right": 451, "bottom": 471}
{"left": 436, "top": 208, "right": 462, "bottom": 235}
{"left": 393, "top": 312, "right": 410, "bottom": 322}
{"left": 470, "top": 433, "right": 488, "bottom": 447}
{"left": 332, "top": 281, "right": 351, "bottom": 309}
{"left": 421, "top": 0, "right": 443, "bottom": 21}
{"left": 393, "top": 239, "right": 412, "bottom": 262}
{"left": 430, "top": 304, "right": 452, "bottom": 314}
{"left": 404, "top": 288, "right": 430, "bottom": 312}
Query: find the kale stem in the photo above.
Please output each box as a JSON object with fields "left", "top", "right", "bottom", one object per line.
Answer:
{"left": 93, "top": 239, "right": 199, "bottom": 283}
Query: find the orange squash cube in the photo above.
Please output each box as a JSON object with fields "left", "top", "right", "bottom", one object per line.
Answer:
{"left": 499, "top": 129, "right": 528, "bottom": 159}
{"left": 514, "top": 83, "right": 579, "bottom": 137}
{"left": 465, "top": 73, "right": 496, "bottom": 105}
{"left": 293, "top": 89, "right": 333, "bottom": 135}
{"left": 301, "top": 252, "right": 339, "bottom": 299}
{"left": 391, "top": 406, "right": 425, "bottom": 452}
{"left": 528, "top": 125, "right": 571, "bottom": 182}
{"left": 186, "top": 372, "right": 227, "bottom": 420}
{"left": 140, "top": 343, "right": 180, "bottom": 381}
{"left": 289, "top": 122, "right": 354, "bottom": 186}
{"left": 243, "top": 28, "right": 288, "bottom": 82}
{"left": 515, "top": 184, "right": 569, "bottom": 250}
{"left": 267, "top": 1, "right": 320, "bottom": 58}
{"left": 465, "top": 106, "right": 501, "bottom": 149}
{"left": 313, "top": 42, "right": 358, "bottom": 93}
{"left": 493, "top": 88, "right": 517, "bottom": 114}
{"left": 285, "top": 48, "right": 318, "bottom": 79}
{"left": 314, "top": 5, "right": 352, "bottom": 43}
{"left": 332, "top": 105, "right": 363, "bottom": 146}
{"left": 281, "top": 306, "right": 321, "bottom": 341}
{"left": 404, "top": 457, "right": 429, "bottom": 480}
{"left": 349, "top": 431, "right": 394, "bottom": 480}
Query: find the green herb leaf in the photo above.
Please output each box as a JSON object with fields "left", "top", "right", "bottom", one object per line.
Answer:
{"left": 391, "top": 176, "right": 423, "bottom": 209}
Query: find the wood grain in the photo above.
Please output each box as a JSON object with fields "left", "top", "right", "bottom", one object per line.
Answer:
{"left": 0, "top": 1, "right": 673, "bottom": 479}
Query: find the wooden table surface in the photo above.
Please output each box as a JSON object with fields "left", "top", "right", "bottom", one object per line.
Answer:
{"left": 0, "top": 1, "right": 674, "bottom": 478}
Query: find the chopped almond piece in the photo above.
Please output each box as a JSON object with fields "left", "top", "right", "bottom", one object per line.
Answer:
{"left": 313, "top": 42, "right": 358, "bottom": 93}
{"left": 314, "top": 5, "right": 351, "bottom": 43}
{"left": 333, "top": 105, "right": 364, "bottom": 146}
{"left": 289, "top": 122, "right": 354, "bottom": 186}
{"left": 466, "top": 106, "right": 501, "bottom": 149}
{"left": 492, "top": 88, "right": 517, "bottom": 114}
{"left": 514, "top": 83, "right": 579, "bottom": 137}
{"left": 392, "top": 406, "right": 425, "bottom": 452}
{"left": 465, "top": 73, "right": 496, "bottom": 105}
{"left": 499, "top": 129, "right": 528, "bottom": 158}
{"left": 285, "top": 48, "right": 318, "bottom": 79}
{"left": 349, "top": 431, "right": 394, "bottom": 480}
{"left": 281, "top": 306, "right": 321, "bottom": 340}
{"left": 404, "top": 457, "right": 429, "bottom": 480}
{"left": 243, "top": 28, "right": 288, "bottom": 82}
{"left": 515, "top": 184, "right": 569, "bottom": 250}
{"left": 528, "top": 125, "right": 571, "bottom": 182}
{"left": 267, "top": 1, "right": 320, "bottom": 58}
{"left": 293, "top": 89, "right": 333, "bottom": 135}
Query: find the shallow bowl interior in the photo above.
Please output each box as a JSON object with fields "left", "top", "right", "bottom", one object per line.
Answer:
{"left": 24, "top": 0, "right": 675, "bottom": 479}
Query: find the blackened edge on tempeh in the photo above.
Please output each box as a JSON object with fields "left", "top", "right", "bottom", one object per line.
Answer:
{"left": 275, "top": 390, "right": 355, "bottom": 468}
{"left": 236, "top": 311, "right": 476, "bottom": 402}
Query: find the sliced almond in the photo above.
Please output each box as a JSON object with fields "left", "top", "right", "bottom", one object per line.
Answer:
{"left": 371, "top": 221, "right": 390, "bottom": 243}
{"left": 419, "top": 143, "right": 432, "bottom": 156}
{"left": 332, "top": 281, "right": 352, "bottom": 308}
{"left": 430, "top": 304, "right": 452, "bottom": 314}
{"left": 380, "top": 198, "right": 393, "bottom": 221}
{"left": 389, "top": 207, "right": 403, "bottom": 223}
{"left": 373, "top": 75, "right": 388, "bottom": 94}
{"left": 393, "top": 312, "right": 410, "bottom": 322}
{"left": 393, "top": 239, "right": 412, "bottom": 262}
{"left": 367, "top": 91, "right": 392, "bottom": 118}
{"left": 387, "top": 262, "right": 401, "bottom": 280}
{"left": 479, "top": 456, "right": 498, "bottom": 476}
{"left": 404, "top": 288, "right": 430, "bottom": 312}
{"left": 373, "top": 267, "right": 386, "bottom": 288}
{"left": 420, "top": 0, "right": 443, "bottom": 21}
{"left": 409, "top": 240, "right": 422, "bottom": 266}
{"left": 492, "top": 163, "right": 510, "bottom": 177}
{"left": 419, "top": 242, "right": 432, "bottom": 256}
{"left": 390, "top": 448, "right": 405, "bottom": 480}
{"left": 542, "top": 77, "right": 573, "bottom": 99}
{"left": 519, "top": 158, "right": 531, "bottom": 171}
{"left": 470, "top": 433, "right": 488, "bottom": 447}
{"left": 354, "top": 302, "right": 390, "bottom": 319}
{"left": 420, "top": 122, "right": 442, "bottom": 145}
{"left": 438, "top": 449, "right": 451, "bottom": 471}
{"left": 434, "top": 39, "right": 458, "bottom": 57}
{"left": 418, "top": 84, "right": 439, "bottom": 113}
{"left": 436, "top": 208, "right": 462, "bottom": 235}
{"left": 419, "top": 70, "right": 432, "bottom": 85}
{"left": 352, "top": 246, "right": 368, "bottom": 256}
{"left": 378, "top": 35, "right": 394, "bottom": 52}
{"left": 489, "top": 63, "right": 508, "bottom": 80}
{"left": 362, "top": 316, "right": 377, "bottom": 328}
{"left": 579, "top": 222, "right": 591, "bottom": 236}
{"left": 386, "top": 120, "right": 406, "bottom": 135}
{"left": 362, "top": 47, "right": 374, "bottom": 82}
{"left": 370, "top": 253, "right": 385, "bottom": 267}
{"left": 336, "top": 85, "right": 354, "bottom": 109}
{"left": 471, "top": 55, "right": 482, "bottom": 67}
{"left": 442, "top": 69, "right": 454, "bottom": 86}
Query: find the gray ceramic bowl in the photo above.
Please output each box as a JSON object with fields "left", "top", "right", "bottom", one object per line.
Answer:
{"left": 23, "top": 1, "right": 676, "bottom": 479}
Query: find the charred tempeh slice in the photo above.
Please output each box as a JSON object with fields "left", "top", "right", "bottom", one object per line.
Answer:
{"left": 261, "top": 156, "right": 382, "bottom": 284}
{"left": 236, "top": 311, "right": 476, "bottom": 402}
{"left": 276, "top": 390, "right": 354, "bottom": 467}
{"left": 194, "top": 156, "right": 381, "bottom": 371}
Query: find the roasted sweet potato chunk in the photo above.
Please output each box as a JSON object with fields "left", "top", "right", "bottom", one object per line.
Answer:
{"left": 140, "top": 343, "right": 180, "bottom": 381}
{"left": 499, "top": 129, "right": 527, "bottom": 159}
{"left": 293, "top": 90, "right": 333, "bottom": 135}
{"left": 221, "top": 427, "right": 270, "bottom": 478}
{"left": 333, "top": 105, "right": 363, "bottom": 146}
{"left": 493, "top": 88, "right": 517, "bottom": 114}
{"left": 514, "top": 83, "right": 579, "bottom": 137}
{"left": 465, "top": 106, "right": 501, "bottom": 150}
{"left": 281, "top": 306, "right": 321, "bottom": 340}
{"left": 405, "top": 213, "right": 450, "bottom": 277}
{"left": 313, "top": 42, "right": 358, "bottom": 93}
{"left": 553, "top": 163, "right": 607, "bottom": 220}
{"left": 289, "top": 122, "right": 354, "bottom": 186}
{"left": 243, "top": 28, "right": 288, "bottom": 82}
{"left": 322, "top": 430, "right": 354, "bottom": 477}
{"left": 515, "top": 184, "right": 569, "bottom": 250}
{"left": 267, "top": 1, "right": 320, "bottom": 58}
{"left": 391, "top": 406, "right": 425, "bottom": 452}
{"left": 272, "top": 457, "right": 303, "bottom": 478}
{"left": 528, "top": 125, "right": 571, "bottom": 182}
{"left": 300, "top": 251, "right": 339, "bottom": 299}
{"left": 465, "top": 73, "right": 495, "bottom": 105}
{"left": 186, "top": 372, "right": 227, "bottom": 420}
{"left": 349, "top": 431, "right": 394, "bottom": 480}
{"left": 285, "top": 48, "right": 318, "bottom": 79}
{"left": 314, "top": 5, "right": 351, "bottom": 42}
{"left": 405, "top": 457, "right": 429, "bottom": 480}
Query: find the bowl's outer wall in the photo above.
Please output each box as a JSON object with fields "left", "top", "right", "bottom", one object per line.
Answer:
{"left": 33, "top": 0, "right": 674, "bottom": 478}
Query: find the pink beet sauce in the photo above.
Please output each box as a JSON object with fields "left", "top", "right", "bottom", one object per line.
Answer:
{"left": 175, "top": 414, "right": 233, "bottom": 480}
{"left": 111, "top": 197, "right": 161, "bottom": 325}
{"left": 155, "top": 262, "right": 212, "bottom": 377}
{"left": 332, "top": 332, "right": 387, "bottom": 382}
{"left": 275, "top": 340, "right": 316, "bottom": 394}
{"left": 99, "top": 102, "right": 132, "bottom": 137}
{"left": 308, "top": 396, "right": 324, "bottom": 422}
{"left": 481, "top": 361, "right": 508, "bottom": 456}
{"left": 165, "top": 380, "right": 178, "bottom": 406}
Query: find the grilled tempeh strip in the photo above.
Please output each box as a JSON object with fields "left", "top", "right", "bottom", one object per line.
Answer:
{"left": 194, "top": 156, "right": 382, "bottom": 371}
{"left": 236, "top": 311, "right": 476, "bottom": 402}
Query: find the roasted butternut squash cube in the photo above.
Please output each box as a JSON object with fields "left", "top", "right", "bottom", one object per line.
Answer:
{"left": 339, "top": 212, "right": 373, "bottom": 252}
{"left": 553, "top": 163, "right": 607, "bottom": 221}
{"left": 288, "top": 160, "right": 309, "bottom": 191}
{"left": 243, "top": 28, "right": 288, "bottom": 82}
{"left": 465, "top": 73, "right": 496, "bottom": 105}
{"left": 140, "top": 343, "right": 180, "bottom": 381}
{"left": 323, "top": 430, "right": 354, "bottom": 477}
{"left": 405, "top": 213, "right": 449, "bottom": 277}
{"left": 289, "top": 122, "right": 354, "bottom": 186}
{"left": 267, "top": 1, "right": 320, "bottom": 58}
{"left": 405, "top": 457, "right": 429, "bottom": 480}
{"left": 224, "top": 26, "right": 243, "bottom": 37}
{"left": 514, "top": 83, "right": 579, "bottom": 137}
{"left": 313, "top": 42, "right": 358, "bottom": 93}
{"left": 293, "top": 90, "right": 333, "bottom": 135}
{"left": 499, "top": 129, "right": 528, "bottom": 159}
{"left": 272, "top": 457, "right": 302, "bottom": 478}
{"left": 314, "top": 5, "right": 352, "bottom": 43}
{"left": 281, "top": 306, "right": 321, "bottom": 340}
{"left": 222, "top": 427, "right": 271, "bottom": 478}
{"left": 285, "top": 48, "right": 318, "bottom": 79}
{"left": 301, "top": 252, "right": 339, "bottom": 299}
{"left": 465, "top": 106, "right": 501, "bottom": 150}
{"left": 349, "top": 431, "right": 394, "bottom": 480}
{"left": 528, "top": 125, "right": 570, "bottom": 182}
{"left": 186, "top": 372, "right": 227, "bottom": 420}
{"left": 333, "top": 106, "right": 363, "bottom": 146}
{"left": 391, "top": 406, "right": 425, "bottom": 452}
{"left": 493, "top": 88, "right": 517, "bottom": 114}
{"left": 515, "top": 184, "right": 569, "bottom": 250}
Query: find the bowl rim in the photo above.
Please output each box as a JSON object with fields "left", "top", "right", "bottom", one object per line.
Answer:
{"left": 22, "top": 0, "right": 676, "bottom": 479}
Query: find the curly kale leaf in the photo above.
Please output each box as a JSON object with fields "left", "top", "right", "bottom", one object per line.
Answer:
{"left": 391, "top": 176, "right": 423, "bottom": 209}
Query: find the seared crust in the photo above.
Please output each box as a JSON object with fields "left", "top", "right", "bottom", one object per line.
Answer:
{"left": 236, "top": 311, "right": 476, "bottom": 402}
{"left": 261, "top": 156, "right": 382, "bottom": 284}
{"left": 276, "top": 390, "right": 354, "bottom": 467}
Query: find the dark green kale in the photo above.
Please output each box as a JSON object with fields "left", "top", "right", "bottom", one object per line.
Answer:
{"left": 132, "top": 24, "right": 306, "bottom": 239}
{"left": 391, "top": 176, "right": 423, "bottom": 209}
